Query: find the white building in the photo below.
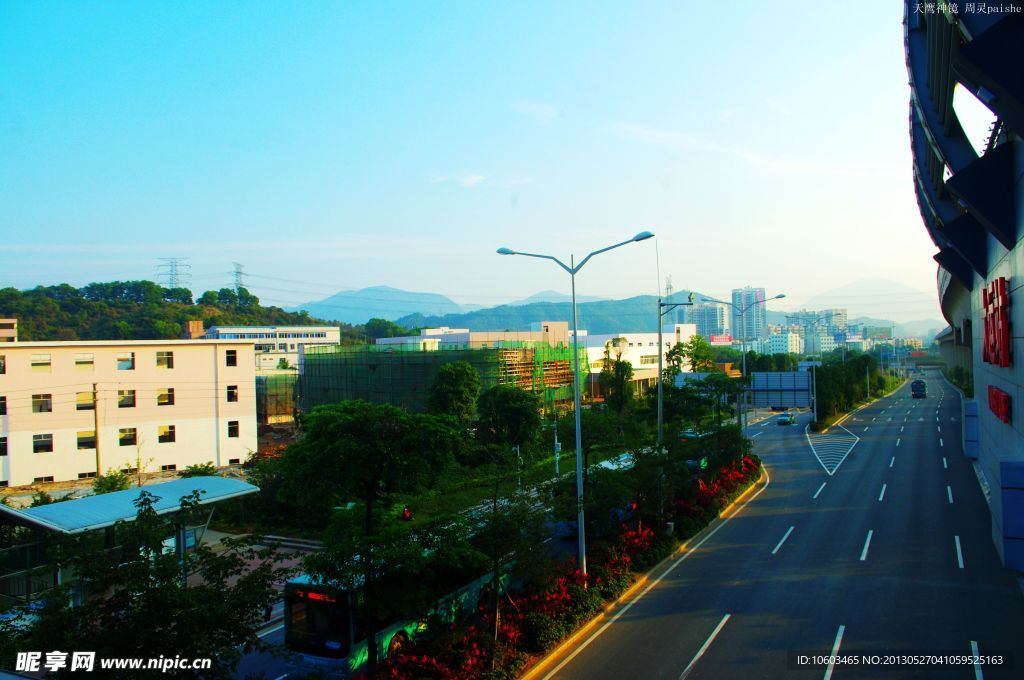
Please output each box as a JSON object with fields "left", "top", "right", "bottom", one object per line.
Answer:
{"left": 731, "top": 287, "right": 768, "bottom": 340}
{"left": 0, "top": 340, "right": 256, "bottom": 488}
{"left": 766, "top": 333, "right": 803, "bottom": 355}
{"left": 582, "top": 324, "right": 698, "bottom": 380}
{"left": 804, "top": 332, "right": 838, "bottom": 355}
{"left": 376, "top": 321, "right": 573, "bottom": 350}
{"left": 203, "top": 325, "right": 340, "bottom": 372}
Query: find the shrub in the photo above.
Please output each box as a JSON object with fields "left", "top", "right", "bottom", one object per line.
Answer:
{"left": 92, "top": 470, "right": 131, "bottom": 495}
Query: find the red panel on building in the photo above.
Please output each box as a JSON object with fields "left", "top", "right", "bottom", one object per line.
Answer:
{"left": 982, "top": 277, "right": 1012, "bottom": 368}
{"left": 988, "top": 385, "right": 1012, "bottom": 424}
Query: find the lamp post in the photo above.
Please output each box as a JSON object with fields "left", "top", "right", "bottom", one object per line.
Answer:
{"left": 497, "top": 231, "right": 654, "bottom": 576}
{"left": 657, "top": 292, "right": 694, "bottom": 447}
{"left": 698, "top": 293, "right": 785, "bottom": 437}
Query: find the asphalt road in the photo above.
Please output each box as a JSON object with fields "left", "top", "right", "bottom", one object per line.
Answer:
{"left": 542, "top": 370, "right": 1024, "bottom": 679}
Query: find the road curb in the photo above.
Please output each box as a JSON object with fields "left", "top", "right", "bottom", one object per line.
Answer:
{"left": 518, "top": 467, "right": 769, "bottom": 680}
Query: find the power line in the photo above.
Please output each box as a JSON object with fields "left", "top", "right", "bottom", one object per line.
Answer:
{"left": 233, "top": 263, "right": 245, "bottom": 295}
{"left": 155, "top": 258, "right": 192, "bottom": 289}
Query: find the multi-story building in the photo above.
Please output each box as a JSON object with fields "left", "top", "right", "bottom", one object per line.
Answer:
{"left": 821, "top": 308, "right": 848, "bottom": 334}
{"left": 904, "top": 2, "right": 1024, "bottom": 568}
{"left": 203, "top": 325, "right": 340, "bottom": 372}
{"left": 685, "top": 303, "right": 730, "bottom": 339}
{"left": 376, "top": 321, "right": 571, "bottom": 350}
{"left": 765, "top": 333, "right": 803, "bottom": 355}
{"left": 731, "top": 287, "right": 768, "bottom": 340}
{"left": 584, "top": 325, "right": 698, "bottom": 398}
{"left": 805, "top": 332, "right": 839, "bottom": 356}
{"left": 0, "top": 340, "right": 256, "bottom": 488}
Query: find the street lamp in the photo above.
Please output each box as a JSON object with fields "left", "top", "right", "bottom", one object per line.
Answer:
{"left": 497, "top": 231, "right": 654, "bottom": 576}
{"left": 698, "top": 293, "right": 785, "bottom": 437}
{"left": 657, "top": 292, "right": 694, "bottom": 447}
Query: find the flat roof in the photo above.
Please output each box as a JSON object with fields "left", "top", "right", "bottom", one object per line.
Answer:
{"left": 3, "top": 339, "right": 251, "bottom": 349}
{"left": 0, "top": 477, "right": 258, "bottom": 534}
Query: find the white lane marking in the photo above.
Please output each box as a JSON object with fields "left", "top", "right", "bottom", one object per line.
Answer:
{"left": 261, "top": 622, "right": 285, "bottom": 638}
{"left": 896, "top": 438, "right": 901, "bottom": 447}
{"left": 939, "top": 438, "right": 944, "bottom": 447}
{"left": 864, "top": 427, "right": 869, "bottom": 432}
{"left": 937, "top": 425, "right": 941, "bottom": 432}
{"left": 878, "top": 484, "right": 887, "bottom": 501}
{"left": 904, "top": 417, "right": 908, "bottom": 422}
{"left": 943, "top": 457, "right": 947, "bottom": 469}
{"left": 751, "top": 431, "right": 764, "bottom": 439}
{"left": 860, "top": 530, "right": 874, "bottom": 561}
{"left": 889, "top": 456, "right": 895, "bottom": 468}
{"left": 273, "top": 675, "right": 288, "bottom": 680}
{"left": 678, "top": 613, "right": 731, "bottom": 679}
{"left": 970, "top": 641, "right": 984, "bottom": 680}
{"left": 804, "top": 424, "right": 860, "bottom": 476}
{"left": 823, "top": 625, "right": 846, "bottom": 680}
{"left": 936, "top": 416, "right": 939, "bottom": 421}
{"left": 540, "top": 469, "right": 771, "bottom": 678}
{"left": 813, "top": 482, "right": 827, "bottom": 499}
{"left": 955, "top": 535, "right": 964, "bottom": 569}
{"left": 871, "top": 417, "right": 876, "bottom": 422}
{"left": 887, "top": 417, "right": 892, "bottom": 422}
{"left": 772, "top": 526, "right": 795, "bottom": 555}
{"left": 900, "top": 426, "right": 904, "bottom": 432}
{"left": 947, "top": 485, "right": 954, "bottom": 504}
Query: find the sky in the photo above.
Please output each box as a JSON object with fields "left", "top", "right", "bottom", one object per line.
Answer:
{"left": 0, "top": 1, "right": 964, "bottom": 323}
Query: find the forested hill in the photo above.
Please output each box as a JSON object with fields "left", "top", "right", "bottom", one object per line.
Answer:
{"left": 0, "top": 281, "right": 350, "bottom": 341}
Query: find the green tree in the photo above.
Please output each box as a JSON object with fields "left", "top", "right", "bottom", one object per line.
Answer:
{"left": 0, "top": 491, "right": 290, "bottom": 678}
{"left": 476, "top": 385, "right": 541, "bottom": 448}
{"left": 680, "top": 335, "right": 717, "bottom": 373}
{"left": 364, "top": 317, "right": 408, "bottom": 341}
{"left": 598, "top": 340, "right": 635, "bottom": 416}
{"left": 92, "top": 469, "right": 131, "bottom": 494}
{"left": 426, "top": 361, "right": 481, "bottom": 425}
{"left": 279, "top": 401, "right": 455, "bottom": 676}
{"left": 197, "top": 290, "right": 219, "bottom": 306}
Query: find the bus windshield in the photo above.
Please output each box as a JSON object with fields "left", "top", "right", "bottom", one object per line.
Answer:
{"left": 285, "top": 582, "right": 352, "bottom": 658}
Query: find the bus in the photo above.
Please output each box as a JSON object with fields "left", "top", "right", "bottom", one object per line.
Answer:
{"left": 911, "top": 379, "right": 927, "bottom": 399}
{"left": 284, "top": 568, "right": 505, "bottom": 677}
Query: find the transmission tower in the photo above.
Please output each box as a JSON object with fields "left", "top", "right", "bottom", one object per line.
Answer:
{"left": 156, "top": 258, "right": 192, "bottom": 289}
{"left": 232, "top": 262, "right": 245, "bottom": 294}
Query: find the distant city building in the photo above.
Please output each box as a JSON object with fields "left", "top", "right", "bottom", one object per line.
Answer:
{"left": 684, "top": 302, "right": 730, "bottom": 338}
{"left": 731, "top": 287, "right": 768, "bottom": 340}
{"left": 766, "top": 333, "right": 802, "bottom": 355}
{"left": 583, "top": 324, "right": 697, "bottom": 395}
{"left": 805, "top": 332, "right": 838, "bottom": 355}
{"left": 0, "top": 339, "right": 256, "bottom": 488}
{"left": 821, "top": 308, "right": 848, "bottom": 334}
{"left": 203, "top": 325, "right": 340, "bottom": 372}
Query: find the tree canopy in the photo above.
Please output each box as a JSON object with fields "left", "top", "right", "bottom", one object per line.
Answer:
{"left": 427, "top": 361, "right": 481, "bottom": 425}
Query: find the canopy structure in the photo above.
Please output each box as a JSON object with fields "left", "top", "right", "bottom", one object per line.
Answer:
{"left": 0, "top": 477, "right": 258, "bottom": 534}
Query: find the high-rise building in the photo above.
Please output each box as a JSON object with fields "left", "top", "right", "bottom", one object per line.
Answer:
{"left": 731, "top": 287, "right": 768, "bottom": 340}
{"left": 684, "top": 302, "right": 730, "bottom": 338}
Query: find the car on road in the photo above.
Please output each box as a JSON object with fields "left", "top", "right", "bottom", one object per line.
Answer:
{"left": 777, "top": 412, "right": 795, "bottom": 426}
{"left": 911, "top": 379, "right": 927, "bottom": 398}
{"left": 678, "top": 429, "right": 708, "bottom": 442}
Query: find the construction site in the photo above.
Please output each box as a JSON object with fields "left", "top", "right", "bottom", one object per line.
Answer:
{"left": 298, "top": 341, "right": 582, "bottom": 415}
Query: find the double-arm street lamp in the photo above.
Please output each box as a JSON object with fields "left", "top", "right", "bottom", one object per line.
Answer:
{"left": 497, "top": 231, "right": 654, "bottom": 576}
{"left": 656, "top": 292, "right": 694, "bottom": 447}
{"left": 698, "top": 293, "right": 785, "bottom": 437}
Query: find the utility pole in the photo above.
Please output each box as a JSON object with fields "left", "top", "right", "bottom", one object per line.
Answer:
{"left": 156, "top": 257, "right": 191, "bottom": 289}
{"left": 867, "top": 364, "right": 871, "bottom": 401}
{"left": 92, "top": 383, "right": 102, "bottom": 476}
{"left": 232, "top": 262, "right": 245, "bottom": 294}
{"left": 657, "top": 292, "right": 694, "bottom": 446}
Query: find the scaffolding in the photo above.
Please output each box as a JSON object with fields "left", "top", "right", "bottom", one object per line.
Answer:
{"left": 298, "top": 342, "right": 581, "bottom": 415}
{"left": 256, "top": 373, "right": 298, "bottom": 424}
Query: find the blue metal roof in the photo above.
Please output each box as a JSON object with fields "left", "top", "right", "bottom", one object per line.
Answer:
{"left": 0, "top": 477, "right": 258, "bottom": 534}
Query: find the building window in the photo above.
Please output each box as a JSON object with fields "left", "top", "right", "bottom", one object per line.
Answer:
{"left": 31, "top": 354, "right": 51, "bottom": 373}
{"left": 75, "top": 353, "right": 94, "bottom": 371}
{"left": 33, "top": 476, "right": 54, "bottom": 483}
{"left": 118, "top": 390, "right": 136, "bottom": 408}
{"left": 158, "top": 388, "right": 175, "bottom": 406}
{"left": 0, "top": 395, "right": 5, "bottom": 415}
{"left": 117, "top": 352, "right": 135, "bottom": 371}
{"left": 158, "top": 425, "right": 176, "bottom": 443}
{"left": 0, "top": 481, "right": 7, "bottom": 487}
{"left": 32, "top": 394, "right": 53, "bottom": 413}
{"left": 119, "top": 428, "right": 137, "bottom": 446}
{"left": 33, "top": 434, "right": 53, "bottom": 453}
{"left": 0, "top": 436, "right": 6, "bottom": 456}
{"left": 226, "top": 385, "right": 238, "bottom": 402}
{"left": 228, "top": 458, "right": 240, "bottom": 465}
{"left": 76, "top": 391, "right": 95, "bottom": 411}
{"left": 161, "top": 464, "right": 177, "bottom": 472}
{"left": 156, "top": 351, "right": 174, "bottom": 369}
{"left": 278, "top": 343, "right": 287, "bottom": 351}
{"left": 77, "top": 472, "right": 97, "bottom": 479}
{"left": 640, "top": 355, "right": 659, "bottom": 365}
{"left": 228, "top": 420, "right": 239, "bottom": 438}
{"left": 77, "top": 430, "right": 96, "bottom": 450}
{"left": 226, "top": 349, "right": 237, "bottom": 367}
{"left": 0, "top": 355, "right": 5, "bottom": 374}
{"left": 120, "top": 467, "right": 137, "bottom": 475}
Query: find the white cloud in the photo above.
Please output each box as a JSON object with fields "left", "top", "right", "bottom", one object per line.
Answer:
{"left": 459, "top": 174, "right": 486, "bottom": 187}
{"left": 608, "top": 122, "right": 898, "bottom": 178}
{"left": 513, "top": 100, "right": 560, "bottom": 124}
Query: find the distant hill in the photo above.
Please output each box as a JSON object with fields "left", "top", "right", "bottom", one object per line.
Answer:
{"left": 394, "top": 291, "right": 718, "bottom": 335}
{"left": 803, "top": 278, "right": 939, "bottom": 324}
{"left": 507, "top": 290, "right": 607, "bottom": 306}
{"left": 0, "top": 281, "right": 335, "bottom": 342}
{"left": 290, "top": 286, "right": 464, "bottom": 324}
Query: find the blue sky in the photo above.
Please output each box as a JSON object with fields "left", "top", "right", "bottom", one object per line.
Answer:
{"left": 1, "top": 1, "right": 949, "bottom": 321}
